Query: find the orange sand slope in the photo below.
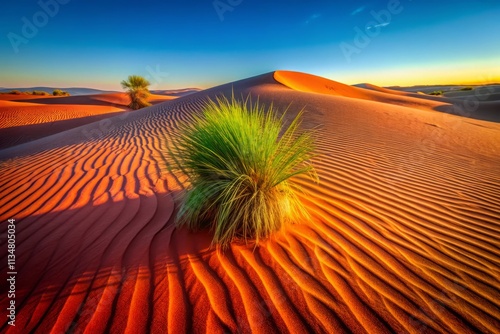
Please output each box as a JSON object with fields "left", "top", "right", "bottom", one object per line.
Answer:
{"left": 275, "top": 70, "right": 500, "bottom": 122}
{"left": 1, "top": 71, "right": 500, "bottom": 333}
{"left": 0, "top": 93, "right": 175, "bottom": 150}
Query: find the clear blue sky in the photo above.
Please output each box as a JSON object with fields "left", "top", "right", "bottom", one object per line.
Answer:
{"left": 1, "top": 0, "right": 499, "bottom": 90}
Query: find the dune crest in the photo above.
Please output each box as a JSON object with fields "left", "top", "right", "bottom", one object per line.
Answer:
{"left": 275, "top": 70, "right": 500, "bottom": 123}
{"left": 274, "top": 70, "right": 370, "bottom": 98}
{"left": 1, "top": 72, "right": 499, "bottom": 333}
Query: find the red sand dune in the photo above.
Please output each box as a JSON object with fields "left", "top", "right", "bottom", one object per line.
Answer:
{"left": 0, "top": 93, "right": 175, "bottom": 150}
{"left": 1, "top": 71, "right": 500, "bottom": 333}
{"left": 274, "top": 70, "right": 450, "bottom": 109}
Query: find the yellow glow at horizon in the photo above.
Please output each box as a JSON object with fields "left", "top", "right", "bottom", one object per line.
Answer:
{"left": 340, "top": 58, "right": 500, "bottom": 86}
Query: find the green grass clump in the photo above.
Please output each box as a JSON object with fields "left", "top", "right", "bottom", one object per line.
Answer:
{"left": 53, "top": 89, "right": 70, "bottom": 96}
{"left": 31, "top": 90, "right": 50, "bottom": 96}
{"left": 428, "top": 90, "right": 444, "bottom": 96}
{"left": 169, "top": 95, "right": 317, "bottom": 248}
{"left": 7, "top": 90, "right": 26, "bottom": 95}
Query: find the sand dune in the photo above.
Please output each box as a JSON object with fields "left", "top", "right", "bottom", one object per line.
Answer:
{"left": 1, "top": 72, "right": 500, "bottom": 333}
{"left": 151, "top": 88, "right": 201, "bottom": 97}
{"left": 275, "top": 71, "right": 500, "bottom": 122}
{"left": 0, "top": 94, "right": 58, "bottom": 101}
{"left": 0, "top": 93, "right": 175, "bottom": 150}
{"left": 274, "top": 70, "right": 448, "bottom": 108}
{"left": 1, "top": 92, "right": 174, "bottom": 106}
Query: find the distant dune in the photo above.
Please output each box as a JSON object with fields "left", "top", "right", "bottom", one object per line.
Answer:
{"left": 0, "top": 87, "right": 118, "bottom": 96}
{"left": 151, "top": 88, "right": 201, "bottom": 97}
{"left": 0, "top": 71, "right": 499, "bottom": 333}
{"left": 1, "top": 87, "right": 203, "bottom": 97}
{"left": 388, "top": 83, "right": 500, "bottom": 95}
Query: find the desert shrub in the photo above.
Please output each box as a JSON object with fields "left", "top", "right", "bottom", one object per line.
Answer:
{"left": 459, "top": 86, "right": 473, "bottom": 91}
{"left": 8, "top": 90, "right": 24, "bottom": 95}
{"left": 53, "top": 89, "right": 70, "bottom": 96}
{"left": 169, "top": 95, "right": 318, "bottom": 248}
{"left": 31, "top": 90, "right": 50, "bottom": 96}
{"left": 121, "top": 75, "right": 151, "bottom": 110}
{"left": 428, "top": 90, "right": 443, "bottom": 96}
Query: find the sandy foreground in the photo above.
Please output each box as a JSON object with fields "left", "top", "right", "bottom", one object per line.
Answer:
{"left": 1, "top": 71, "right": 499, "bottom": 333}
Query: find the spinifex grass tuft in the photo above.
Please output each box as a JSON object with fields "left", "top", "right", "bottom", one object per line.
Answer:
{"left": 169, "top": 94, "right": 317, "bottom": 248}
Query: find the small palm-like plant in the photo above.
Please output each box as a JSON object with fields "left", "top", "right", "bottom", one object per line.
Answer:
{"left": 121, "top": 75, "right": 151, "bottom": 110}
{"left": 169, "top": 95, "right": 317, "bottom": 248}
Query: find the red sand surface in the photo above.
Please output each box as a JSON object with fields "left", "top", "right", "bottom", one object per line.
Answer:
{"left": 0, "top": 93, "right": 174, "bottom": 149}
{"left": 1, "top": 71, "right": 500, "bottom": 333}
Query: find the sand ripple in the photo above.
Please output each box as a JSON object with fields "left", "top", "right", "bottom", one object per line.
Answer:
{"left": 1, "top": 72, "right": 499, "bottom": 333}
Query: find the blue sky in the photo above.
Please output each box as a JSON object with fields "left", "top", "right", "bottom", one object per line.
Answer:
{"left": 1, "top": 0, "right": 499, "bottom": 90}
